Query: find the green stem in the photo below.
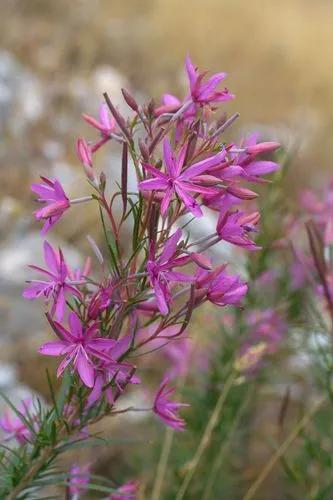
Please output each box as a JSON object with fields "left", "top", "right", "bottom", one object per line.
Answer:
{"left": 202, "top": 387, "right": 252, "bottom": 500}
{"left": 151, "top": 427, "right": 174, "bottom": 500}
{"left": 176, "top": 370, "right": 237, "bottom": 500}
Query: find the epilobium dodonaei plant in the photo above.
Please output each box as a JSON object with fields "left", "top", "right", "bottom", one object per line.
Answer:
{"left": 0, "top": 55, "right": 280, "bottom": 498}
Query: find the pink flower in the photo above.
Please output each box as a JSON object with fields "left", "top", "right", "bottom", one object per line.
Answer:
{"left": 83, "top": 103, "right": 116, "bottom": 137}
{"left": 216, "top": 209, "right": 261, "bottom": 250}
{"left": 68, "top": 464, "right": 90, "bottom": 498}
{"left": 147, "top": 229, "right": 193, "bottom": 315}
{"left": 39, "top": 312, "right": 116, "bottom": 387}
{"left": 229, "top": 134, "right": 280, "bottom": 183}
{"left": 196, "top": 265, "right": 248, "bottom": 306}
{"left": 185, "top": 54, "right": 234, "bottom": 107}
{"left": 0, "top": 399, "right": 37, "bottom": 445}
{"left": 110, "top": 480, "right": 139, "bottom": 500}
{"left": 139, "top": 138, "right": 224, "bottom": 217}
{"left": 31, "top": 177, "right": 70, "bottom": 234}
{"left": 153, "top": 377, "right": 189, "bottom": 431}
{"left": 88, "top": 335, "right": 140, "bottom": 407}
{"left": 23, "top": 241, "right": 81, "bottom": 320}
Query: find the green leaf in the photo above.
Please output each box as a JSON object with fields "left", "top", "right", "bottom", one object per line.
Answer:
{"left": 56, "top": 369, "right": 72, "bottom": 416}
{"left": 99, "top": 207, "right": 120, "bottom": 275}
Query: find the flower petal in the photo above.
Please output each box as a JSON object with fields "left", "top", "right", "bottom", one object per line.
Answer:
{"left": 43, "top": 241, "right": 59, "bottom": 274}
{"left": 38, "top": 341, "right": 70, "bottom": 356}
{"left": 76, "top": 349, "right": 95, "bottom": 388}
{"left": 159, "top": 229, "right": 182, "bottom": 263}
{"left": 68, "top": 312, "right": 83, "bottom": 339}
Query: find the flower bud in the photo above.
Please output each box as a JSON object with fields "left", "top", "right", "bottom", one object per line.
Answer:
{"left": 76, "top": 138, "right": 95, "bottom": 180}
{"left": 246, "top": 142, "right": 280, "bottom": 155}
{"left": 121, "top": 88, "right": 139, "bottom": 111}
{"left": 139, "top": 139, "right": 149, "bottom": 161}
{"left": 227, "top": 186, "right": 258, "bottom": 200}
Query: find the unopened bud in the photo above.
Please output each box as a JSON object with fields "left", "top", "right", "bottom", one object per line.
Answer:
{"left": 227, "top": 186, "right": 258, "bottom": 200}
{"left": 76, "top": 138, "right": 94, "bottom": 180}
{"left": 99, "top": 172, "right": 106, "bottom": 192}
{"left": 147, "top": 99, "right": 155, "bottom": 117}
{"left": 246, "top": 142, "right": 280, "bottom": 155}
{"left": 139, "top": 139, "right": 149, "bottom": 161}
{"left": 76, "top": 138, "right": 92, "bottom": 167}
{"left": 121, "top": 88, "right": 139, "bottom": 111}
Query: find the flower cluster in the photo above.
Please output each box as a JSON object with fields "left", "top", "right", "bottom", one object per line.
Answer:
{"left": 23, "top": 54, "right": 280, "bottom": 426}
{"left": 1, "top": 55, "right": 280, "bottom": 497}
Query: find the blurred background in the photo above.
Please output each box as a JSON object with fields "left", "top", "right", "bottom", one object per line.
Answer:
{"left": 1, "top": 0, "right": 333, "bottom": 498}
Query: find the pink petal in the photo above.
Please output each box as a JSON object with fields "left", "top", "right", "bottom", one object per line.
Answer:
{"left": 54, "top": 286, "right": 66, "bottom": 321}
{"left": 57, "top": 352, "right": 74, "bottom": 378}
{"left": 181, "top": 150, "right": 226, "bottom": 180}
{"left": 245, "top": 161, "right": 279, "bottom": 176}
{"left": 176, "top": 141, "right": 188, "bottom": 176}
{"left": 76, "top": 350, "right": 95, "bottom": 388}
{"left": 154, "top": 282, "right": 169, "bottom": 316}
{"left": 139, "top": 178, "right": 168, "bottom": 191}
{"left": 31, "top": 183, "right": 57, "bottom": 200}
{"left": 68, "top": 312, "right": 83, "bottom": 338}
{"left": 159, "top": 229, "right": 182, "bottom": 263}
{"left": 176, "top": 187, "right": 203, "bottom": 217}
{"left": 53, "top": 179, "right": 67, "bottom": 199}
{"left": 163, "top": 94, "right": 181, "bottom": 106}
{"left": 87, "top": 374, "right": 103, "bottom": 407}
{"left": 109, "top": 335, "right": 132, "bottom": 360}
{"left": 160, "top": 187, "right": 174, "bottom": 216}
{"left": 87, "top": 338, "right": 116, "bottom": 350}
{"left": 38, "top": 341, "right": 70, "bottom": 356}
{"left": 179, "top": 181, "right": 218, "bottom": 195}
{"left": 185, "top": 54, "right": 197, "bottom": 91}
{"left": 142, "top": 163, "right": 167, "bottom": 179}
{"left": 166, "top": 271, "right": 194, "bottom": 282}
{"left": 43, "top": 241, "right": 59, "bottom": 274}
{"left": 163, "top": 138, "right": 177, "bottom": 177}
{"left": 23, "top": 282, "right": 48, "bottom": 299}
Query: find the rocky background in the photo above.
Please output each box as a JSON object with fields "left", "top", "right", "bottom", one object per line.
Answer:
{"left": 0, "top": 0, "right": 332, "bottom": 491}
